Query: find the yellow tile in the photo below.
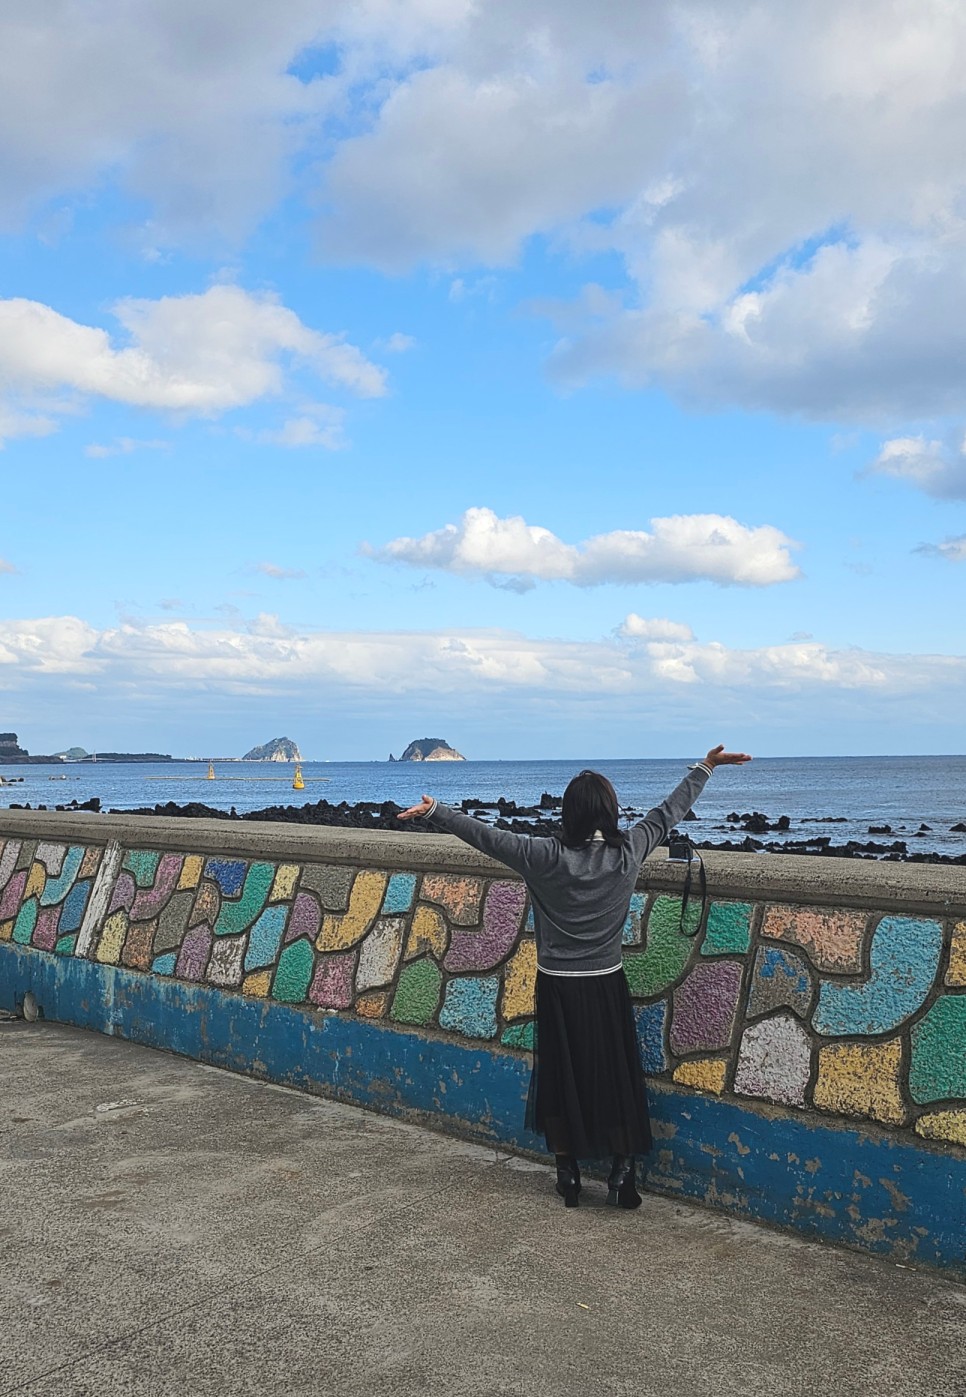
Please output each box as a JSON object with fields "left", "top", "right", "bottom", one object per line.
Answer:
{"left": 502, "top": 939, "right": 537, "bottom": 1020}
{"left": 96, "top": 911, "right": 129, "bottom": 965}
{"left": 24, "top": 863, "right": 46, "bottom": 900}
{"left": 316, "top": 871, "right": 387, "bottom": 952}
{"left": 673, "top": 1058, "right": 728, "bottom": 1094}
{"left": 915, "top": 1109, "right": 966, "bottom": 1147}
{"left": 178, "top": 855, "right": 204, "bottom": 890}
{"left": 405, "top": 904, "right": 448, "bottom": 961}
{"left": 813, "top": 1038, "right": 906, "bottom": 1125}
{"left": 946, "top": 922, "right": 966, "bottom": 987}
{"left": 356, "top": 992, "right": 388, "bottom": 1018}
{"left": 0, "top": 920, "right": 13, "bottom": 942}
{"left": 242, "top": 970, "right": 272, "bottom": 997}
{"left": 270, "top": 864, "right": 300, "bottom": 902}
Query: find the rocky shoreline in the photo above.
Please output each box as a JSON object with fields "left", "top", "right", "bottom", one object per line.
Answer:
{"left": 5, "top": 792, "right": 965, "bottom": 864}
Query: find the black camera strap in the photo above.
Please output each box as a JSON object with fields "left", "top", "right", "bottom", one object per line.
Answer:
{"left": 678, "top": 837, "right": 708, "bottom": 937}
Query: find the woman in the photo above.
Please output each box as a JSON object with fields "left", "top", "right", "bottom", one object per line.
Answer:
{"left": 398, "top": 744, "right": 751, "bottom": 1210}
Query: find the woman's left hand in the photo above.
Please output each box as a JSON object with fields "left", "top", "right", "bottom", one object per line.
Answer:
{"left": 705, "top": 744, "right": 753, "bottom": 767}
{"left": 397, "top": 794, "right": 435, "bottom": 821}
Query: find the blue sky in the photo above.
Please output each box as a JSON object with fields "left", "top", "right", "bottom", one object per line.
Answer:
{"left": 1, "top": 1, "right": 964, "bottom": 760}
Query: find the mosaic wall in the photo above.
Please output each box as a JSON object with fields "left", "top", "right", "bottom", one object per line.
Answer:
{"left": 2, "top": 833, "right": 965, "bottom": 1149}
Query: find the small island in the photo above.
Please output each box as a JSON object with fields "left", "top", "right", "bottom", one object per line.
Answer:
{"left": 389, "top": 738, "right": 466, "bottom": 762}
{"left": 243, "top": 737, "right": 302, "bottom": 762}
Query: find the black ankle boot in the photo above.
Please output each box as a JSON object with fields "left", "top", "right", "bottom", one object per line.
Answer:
{"left": 554, "top": 1155, "right": 581, "bottom": 1208}
{"left": 606, "top": 1155, "right": 642, "bottom": 1210}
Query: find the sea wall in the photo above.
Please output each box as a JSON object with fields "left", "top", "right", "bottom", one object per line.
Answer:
{"left": 2, "top": 809, "right": 965, "bottom": 1274}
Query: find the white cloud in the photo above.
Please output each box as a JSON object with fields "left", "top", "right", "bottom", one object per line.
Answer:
{"left": 915, "top": 534, "right": 966, "bottom": 562}
{"left": 0, "top": 614, "right": 962, "bottom": 729}
{"left": 0, "top": 286, "right": 385, "bottom": 444}
{"left": 0, "top": 558, "right": 16, "bottom": 576}
{"left": 315, "top": 1, "right": 966, "bottom": 424}
{"left": 84, "top": 437, "right": 170, "bottom": 459}
{"left": 369, "top": 506, "right": 800, "bottom": 588}
{"left": 868, "top": 436, "right": 966, "bottom": 499}
{"left": 253, "top": 563, "right": 308, "bottom": 580}
{"left": 379, "top": 332, "right": 417, "bottom": 353}
{"left": 4, "top": 3, "right": 966, "bottom": 424}
{"left": 618, "top": 615, "right": 695, "bottom": 643}
{"left": 0, "top": 2, "right": 336, "bottom": 241}
{"left": 248, "top": 405, "right": 347, "bottom": 449}
{"left": 0, "top": 405, "right": 59, "bottom": 448}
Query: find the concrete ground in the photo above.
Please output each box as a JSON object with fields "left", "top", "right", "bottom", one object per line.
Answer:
{"left": 2, "top": 1024, "right": 964, "bottom": 1397}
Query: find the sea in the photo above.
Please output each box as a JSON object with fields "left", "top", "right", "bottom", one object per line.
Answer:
{"left": 2, "top": 755, "right": 965, "bottom": 858}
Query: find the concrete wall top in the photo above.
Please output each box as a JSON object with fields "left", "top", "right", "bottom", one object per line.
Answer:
{"left": 1, "top": 807, "right": 964, "bottom": 916}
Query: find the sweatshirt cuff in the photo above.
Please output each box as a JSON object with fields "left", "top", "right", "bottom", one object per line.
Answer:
{"left": 689, "top": 761, "right": 714, "bottom": 778}
{"left": 424, "top": 797, "right": 439, "bottom": 817}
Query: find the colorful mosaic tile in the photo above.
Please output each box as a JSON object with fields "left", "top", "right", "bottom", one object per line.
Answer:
{"left": 762, "top": 905, "right": 866, "bottom": 972}
{"left": 673, "top": 1057, "right": 728, "bottom": 1094}
{"left": 623, "top": 896, "right": 695, "bottom": 998}
{"left": 502, "top": 939, "right": 536, "bottom": 1021}
{"left": 355, "top": 994, "right": 388, "bottom": 1017}
{"left": 244, "top": 906, "right": 287, "bottom": 971}
{"left": 909, "top": 995, "right": 966, "bottom": 1104}
{"left": 812, "top": 916, "right": 943, "bottom": 1036}
{"left": 946, "top": 922, "right": 966, "bottom": 988}
{"left": 310, "top": 951, "right": 356, "bottom": 1009}
{"left": 205, "top": 858, "right": 247, "bottom": 897}
{"left": 634, "top": 1000, "right": 669, "bottom": 1073}
{"left": 701, "top": 902, "right": 753, "bottom": 956}
{"left": 356, "top": 917, "right": 405, "bottom": 991}
{"left": 215, "top": 863, "right": 274, "bottom": 936}
{"left": 439, "top": 976, "right": 499, "bottom": 1039}
{"left": 299, "top": 864, "right": 353, "bottom": 910}
{"left": 501, "top": 1021, "right": 535, "bottom": 1050}
{"left": 316, "top": 871, "right": 387, "bottom": 952}
{"left": 813, "top": 1039, "right": 907, "bottom": 1126}
{"left": 444, "top": 880, "right": 527, "bottom": 972}
{"left": 355, "top": 992, "right": 389, "bottom": 1018}
{"left": 734, "top": 1012, "right": 811, "bottom": 1107}
{"left": 747, "top": 946, "right": 813, "bottom": 1020}
{"left": 914, "top": 1109, "right": 966, "bottom": 1147}
{"left": 420, "top": 874, "right": 483, "bottom": 925}
{"left": 125, "top": 850, "right": 161, "bottom": 888}
{"left": 382, "top": 873, "right": 417, "bottom": 914}
{"left": 405, "top": 904, "right": 449, "bottom": 961}
{"left": 391, "top": 958, "right": 443, "bottom": 1026}
{"left": 4, "top": 827, "right": 964, "bottom": 1147}
{"left": 273, "top": 939, "right": 315, "bottom": 1002}
{"left": 670, "top": 960, "right": 743, "bottom": 1055}
{"left": 208, "top": 934, "right": 246, "bottom": 989}
{"left": 121, "top": 920, "right": 155, "bottom": 971}
{"left": 176, "top": 926, "right": 212, "bottom": 981}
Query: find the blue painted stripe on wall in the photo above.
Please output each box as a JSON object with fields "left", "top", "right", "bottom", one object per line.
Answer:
{"left": 2, "top": 941, "right": 964, "bottom": 1276}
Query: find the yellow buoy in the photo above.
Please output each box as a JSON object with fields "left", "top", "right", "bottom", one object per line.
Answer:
{"left": 292, "top": 763, "right": 304, "bottom": 791}
{"left": 207, "top": 761, "right": 215, "bottom": 780}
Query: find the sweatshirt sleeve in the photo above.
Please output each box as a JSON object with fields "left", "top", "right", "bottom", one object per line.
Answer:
{"left": 627, "top": 765, "right": 711, "bottom": 862}
{"left": 423, "top": 801, "right": 546, "bottom": 878}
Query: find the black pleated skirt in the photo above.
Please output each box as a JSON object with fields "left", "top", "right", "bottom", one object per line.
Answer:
{"left": 525, "top": 968, "right": 652, "bottom": 1159}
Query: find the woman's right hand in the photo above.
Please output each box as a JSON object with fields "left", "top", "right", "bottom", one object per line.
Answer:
{"left": 397, "top": 794, "right": 435, "bottom": 820}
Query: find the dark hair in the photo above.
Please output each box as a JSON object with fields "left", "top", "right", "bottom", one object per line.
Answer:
{"left": 561, "top": 769, "right": 626, "bottom": 849}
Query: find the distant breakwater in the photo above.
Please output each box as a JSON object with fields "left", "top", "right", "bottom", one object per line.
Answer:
{"left": 4, "top": 793, "right": 965, "bottom": 864}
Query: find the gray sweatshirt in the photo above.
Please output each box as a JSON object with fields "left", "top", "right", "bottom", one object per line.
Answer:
{"left": 426, "top": 765, "right": 711, "bottom": 976}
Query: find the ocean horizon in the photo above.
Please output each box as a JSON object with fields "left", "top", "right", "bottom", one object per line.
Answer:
{"left": 3, "top": 753, "right": 965, "bottom": 859}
